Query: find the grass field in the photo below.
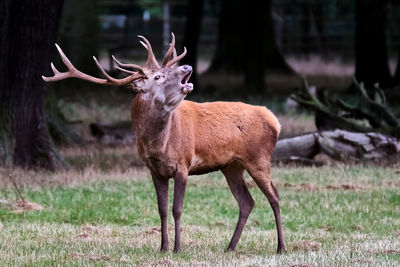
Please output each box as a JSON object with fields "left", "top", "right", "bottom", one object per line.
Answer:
{"left": 0, "top": 164, "right": 399, "bottom": 266}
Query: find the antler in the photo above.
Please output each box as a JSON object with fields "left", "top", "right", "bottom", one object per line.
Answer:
{"left": 162, "top": 33, "right": 176, "bottom": 67}
{"left": 43, "top": 34, "right": 188, "bottom": 86}
{"left": 42, "top": 44, "right": 145, "bottom": 86}
{"left": 166, "top": 47, "right": 187, "bottom": 67}
{"left": 111, "top": 55, "right": 145, "bottom": 75}
{"left": 161, "top": 33, "right": 187, "bottom": 68}
{"left": 138, "top": 35, "right": 160, "bottom": 69}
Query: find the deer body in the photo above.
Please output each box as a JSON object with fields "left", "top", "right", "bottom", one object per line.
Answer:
{"left": 43, "top": 34, "right": 286, "bottom": 254}
{"left": 133, "top": 99, "right": 280, "bottom": 177}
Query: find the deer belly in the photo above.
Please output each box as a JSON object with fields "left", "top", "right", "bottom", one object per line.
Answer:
{"left": 188, "top": 154, "right": 237, "bottom": 175}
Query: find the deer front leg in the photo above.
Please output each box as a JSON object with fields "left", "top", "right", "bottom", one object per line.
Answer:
{"left": 152, "top": 175, "right": 170, "bottom": 252}
{"left": 172, "top": 172, "right": 188, "bottom": 252}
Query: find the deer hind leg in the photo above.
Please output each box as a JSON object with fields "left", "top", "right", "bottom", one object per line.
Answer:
{"left": 221, "top": 164, "right": 255, "bottom": 251}
{"left": 151, "top": 174, "right": 169, "bottom": 252}
{"left": 246, "top": 163, "right": 286, "bottom": 254}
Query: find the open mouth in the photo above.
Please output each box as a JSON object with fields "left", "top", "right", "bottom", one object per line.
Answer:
{"left": 181, "top": 71, "right": 192, "bottom": 85}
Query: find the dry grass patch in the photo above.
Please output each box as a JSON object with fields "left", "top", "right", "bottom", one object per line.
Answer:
{"left": 0, "top": 166, "right": 149, "bottom": 189}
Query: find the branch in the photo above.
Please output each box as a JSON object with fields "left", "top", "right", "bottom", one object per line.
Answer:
{"left": 292, "top": 76, "right": 400, "bottom": 137}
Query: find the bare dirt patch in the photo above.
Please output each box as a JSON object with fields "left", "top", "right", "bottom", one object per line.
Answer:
{"left": 144, "top": 227, "right": 161, "bottom": 235}
{"left": 77, "top": 233, "right": 89, "bottom": 239}
{"left": 394, "top": 230, "right": 400, "bottom": 237}
{"left": 378, "top": 249, "right": 400, "bottom": 255}
{"left": 350, "top": 259, "right": 372, "bottom": 264}
{"left": 282, "top": 182, "right": 319, "bottom": 191}
{"left": 77, "top": 224, "right": 112, "bottom": 240}
{"left": 292, "top": 240, "right": 321, "bottom": 252}
{"left": 13, "top": 200, "right": 44, "bottom": 213}
{"left": 326, "top": 184, "right": 365, "bottom": 190}
{"left": 144, "top": 225, "right": 182, "bottom": 235}
{"left": 383, "top": 181, "right": 400, "bottom": 188}
{"left": 81, "top": 224, "right": 112, "bottom": 235}
{"left": 70, "top": 253, "right": 111, "bottom": 262}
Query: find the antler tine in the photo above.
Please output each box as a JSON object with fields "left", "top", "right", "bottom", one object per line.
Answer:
{"left": 42, "top": 44, "right": 144, "bottom": 86}
{"left": 42, "top": 44, "right": 109, "bottom": 84}
{"left": 116, "top": 67, "right": 137, "bottom": 75}
{"left": 93, "top": 56, "right": 143, "bottom": 85}
{"left": 137, "top": 35, "right": 160, "bottom": 69}
{"left": 166, "top": 47, "right": 187, "bottom": 67}
{"left": 112, "top": 55, "right": 145, "bottom": 74}
{"left": 168, "top": 48, "right": 178, "bottom": 67}
{"left": 162, "top": 32, "right": 176, "bottom": 67}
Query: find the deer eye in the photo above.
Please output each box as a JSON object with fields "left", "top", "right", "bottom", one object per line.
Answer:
{"left": 154, "top": 75, "right": 160, "bottom": 80}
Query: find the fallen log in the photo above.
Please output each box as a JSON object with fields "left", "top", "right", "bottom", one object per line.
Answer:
{"left": 272, "top": 129, "right": 400, "bottom": 164}
{"left": 273, "top": 132, "right": 319, "bottom": 160}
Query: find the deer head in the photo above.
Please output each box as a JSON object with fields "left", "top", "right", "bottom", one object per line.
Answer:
{"left": 43, "top": 33, "right": 193, "bottom": 109}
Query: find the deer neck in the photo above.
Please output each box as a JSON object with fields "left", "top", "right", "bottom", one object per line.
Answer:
{"left": 132, "top": 94, "right": 175, "bottom": 153}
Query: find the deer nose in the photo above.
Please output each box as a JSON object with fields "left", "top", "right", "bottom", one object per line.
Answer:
{"left": 182, "top": 65, "right": 192, "bottom": 72}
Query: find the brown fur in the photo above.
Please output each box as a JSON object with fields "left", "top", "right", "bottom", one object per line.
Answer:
{"left": 132, "top": 96, "right": 286, "bottom": 253}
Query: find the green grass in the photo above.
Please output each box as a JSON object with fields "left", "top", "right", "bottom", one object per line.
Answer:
{"left": 0, "top": 166, "right": 399, "bottom": 265}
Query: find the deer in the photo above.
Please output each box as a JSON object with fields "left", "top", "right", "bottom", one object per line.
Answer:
{"left": 42, "top": 34, "right": 286, "bottom": 254}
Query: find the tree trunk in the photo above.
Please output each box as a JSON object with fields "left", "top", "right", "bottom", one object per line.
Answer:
{"left": 300, "top": 2, "right": 312, "bottom": 55}
{"left": 243, "top": 0, "right": 266, "bottom": 94}
{"left": 57, "top": 0, "right": 98, "bottom": 78}
{"left": 263, "top": 0, "right": 294, "bottom": 74}
{"left": 0, "top": 0, "right": 66, "bottom": 170}
{"left": 207, "top": 0, "right": 244, "bottom": 73}
{"left": 355, "top": 0, "right": 392, "bottom": 88}
{"left": 206, "top": 0, "right": 293, "bottom": 95}
{"left": 208, "top": 0, "right": 293, "bottom": 74}
{"left": 181, "top": 0, "right": 205, "bottom": 88}
{"left": 395, "top": 40, "right": 400, "bottom": 84}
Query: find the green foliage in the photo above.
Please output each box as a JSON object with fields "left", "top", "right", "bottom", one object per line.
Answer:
{"left": 136, "top": 0, "right": 163, "bottom": 17}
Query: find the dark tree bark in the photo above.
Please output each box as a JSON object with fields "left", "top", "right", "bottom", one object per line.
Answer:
{"left": 244, "top": 0, "right": 266, "bottom": 94}
{"left": 300, "top": 2, "right": 312, "bottom": 55}
{"left": 263, "top": 0, "right": 295, "bottom": 74}
{"left": 181, "top": 0, "right": 205, "bottom": 88}
{"left": 355, "top": 0, "right": 392, "bottom": 88}
{"left": 0, "top": 0, "right": 66, "bottom": 169}
{"left": 395, "top": 41, "right": 400, "bottom": 83}
{"left": 208, "top": 0, "right": 244, "bottom": 73}
{"left": 57, "top": 0, "right": 99, "bottom": 77}
{"left": 207, "top": 0, "right": 294, "bottom": 95}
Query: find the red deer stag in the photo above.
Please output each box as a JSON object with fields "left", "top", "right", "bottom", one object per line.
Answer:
{"left": 43, "top": 34, "right": 285, "bottom": 253}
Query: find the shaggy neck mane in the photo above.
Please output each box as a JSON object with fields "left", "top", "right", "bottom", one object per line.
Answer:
{"left": 132, "top": 93, "right": 175, "bottom": 153}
